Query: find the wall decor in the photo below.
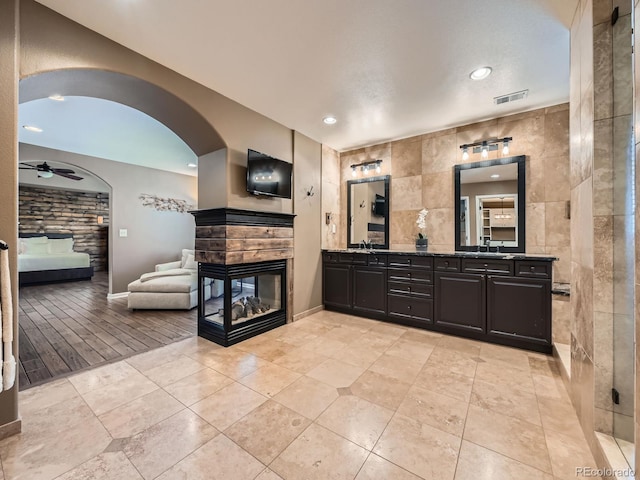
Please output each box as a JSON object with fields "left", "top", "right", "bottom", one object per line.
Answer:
{"left": 139, "top": 193, "right": 195, "bottom": 213}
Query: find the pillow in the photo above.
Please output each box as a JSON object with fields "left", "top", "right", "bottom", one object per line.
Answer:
{"left": 48, "top": 238, "right": 74, "bottom": 254}
{"left": 181, "top": 249, "right": 194, "bottom": 268}
{"left": 182, "top": 253, "right": 197, "bottom": 270}
{"left": 23, "top": 236, "right": 48, "bottom": 245}
{"left": 24, "top": 242, "right": 49, "bottom": 255}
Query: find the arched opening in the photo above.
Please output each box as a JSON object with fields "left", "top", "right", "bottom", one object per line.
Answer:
{"left": 15, "top": 68, "right": 228, "bottom": 387}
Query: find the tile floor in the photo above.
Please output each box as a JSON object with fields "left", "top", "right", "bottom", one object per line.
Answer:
{"left": 0, "top": 310, "right": 598, "bottom": 480}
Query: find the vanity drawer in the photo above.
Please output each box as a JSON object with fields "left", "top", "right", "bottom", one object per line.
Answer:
{"left": 388, "top": 255, "right": 433, "bottom": 270}
{"left": 388, "top": 281, "right": 433, "bottom": 299}
{"left": 339, "top": 253, "right": 368, "bottom": 265}
{"left": 462, "top": 259, "right": 513, "bottom": 276}
{"left": 388, "top": 295, "right": 433, "bottom": 323}
{"left": 515, "top": 261, "right": 552, "bottom": 279}
{"left": 434, "top": 257, "right": 461, "bottom": 272}
{"left": 368, "top": 254, "right": 388, "bottom": 267}
{"left": 387, "top": 268, "right": 433, "bottom": 284}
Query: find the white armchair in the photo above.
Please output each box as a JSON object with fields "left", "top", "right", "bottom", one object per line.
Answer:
{"left": 127, "top": 249, "right": 214, "bottom": 310}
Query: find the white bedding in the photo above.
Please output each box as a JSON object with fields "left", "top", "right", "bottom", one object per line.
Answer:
{"left": 18, "top": 252, "right": 91, "bottom": 272}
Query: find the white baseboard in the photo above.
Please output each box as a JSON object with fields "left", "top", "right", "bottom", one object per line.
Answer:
{"left": 293, "top": 305, "right": 324, "bottom": 322}
{"left": 107, "top": 292, "right": 129, "bottom": 300}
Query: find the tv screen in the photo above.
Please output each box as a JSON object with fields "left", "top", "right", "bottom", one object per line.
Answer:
{"left": 374, "top": 194, "right": 386, "bottom": 216}
{"left": 246, "top": 149, "right": 292, "bottom": 199}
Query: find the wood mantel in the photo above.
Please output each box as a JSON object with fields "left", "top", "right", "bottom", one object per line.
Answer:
{"left": 191, "top": 208, "right": 295, "bottom": 265}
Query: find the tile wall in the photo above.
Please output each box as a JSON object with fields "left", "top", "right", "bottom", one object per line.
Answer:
{"left": 333, "top": 105, "right": 571, "bottom": 343}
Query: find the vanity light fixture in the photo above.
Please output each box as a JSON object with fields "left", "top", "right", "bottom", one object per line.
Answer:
{"left": 481, "top": 141, "right": 489, "bottom": 159}
{"left": 502, "top": 138, "right": 510, "bottom": 155}
{"left": 459, "top": 137, "right": 513, "bottom": 160}
{"left": 323, "top": 116, "right": 337, "bottom": 125}
{"left": 350, "top": 159, "right": 383, "bottom": 177}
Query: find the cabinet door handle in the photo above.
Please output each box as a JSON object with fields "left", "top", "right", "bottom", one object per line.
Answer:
{"left": 408, "top": 286, "right": 412, "bottom": 292}
{"left": 407, "top": 305, "right": 412, "bottom": 310}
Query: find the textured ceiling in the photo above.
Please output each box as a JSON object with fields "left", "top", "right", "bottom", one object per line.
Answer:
{"left": 33, "top": 0, "right": 578, "bottom": 153}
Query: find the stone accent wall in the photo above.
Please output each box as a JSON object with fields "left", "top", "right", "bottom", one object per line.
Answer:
{"left": 321, "top": 145, "right": 341, "bottom": 250}
{"left": 19, "top": 186, "right": 109, "bottom": 271}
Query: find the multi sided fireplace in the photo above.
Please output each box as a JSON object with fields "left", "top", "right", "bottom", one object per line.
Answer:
{"left": 198, "top": 260, "right": 286, "bottom": 346}
{"left": 191, "top": 208, "right": 294, "bottom": 347}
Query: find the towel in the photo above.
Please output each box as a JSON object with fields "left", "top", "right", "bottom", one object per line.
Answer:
{"left": 0, "top": 243, "right": 15, "bottom": 391}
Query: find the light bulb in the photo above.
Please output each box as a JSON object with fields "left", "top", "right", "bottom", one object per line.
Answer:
{"left": 481, "top": 144, "right": 489, "bottom": 159}
{"left": 376, "top": 163, "right": 381, "bottom": 173}
{"left": 364, "top": 165, "right": 370, "bottom": 175}
{"left": 351, "top": 167, "right": 357, "bottom": 177}
{"left": 462, "top": 147, "right": 469, "bottom": 161}
{"left": 502, "top": 140, "right": 509, "bottom": 155}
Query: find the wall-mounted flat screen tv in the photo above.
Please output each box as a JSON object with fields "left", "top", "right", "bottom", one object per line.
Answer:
{"left": 246, "top": 149, "right": 293, "bottom": 199}
{"left": 373, "top": 194, "right": 386, "bottom": 216}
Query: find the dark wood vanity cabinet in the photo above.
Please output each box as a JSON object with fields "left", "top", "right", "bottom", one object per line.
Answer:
{"left": 387, "top": 254, "right": 434, "bottom": 326}
{"left": 435, "top": 272, "right": 485, "bottom": 332}
{"left": 322, "top": 252, "right": 387, "bottom": 316}
{"left": 322, "top": 251, "right": 553, "bottom": 353}
{"left": 486, "top": 275, "right": 550, "bottom": 349}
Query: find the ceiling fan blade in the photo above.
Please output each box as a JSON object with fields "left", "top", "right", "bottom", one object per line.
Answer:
{"left": 19, "top": 165, "right": 37, "bottom": 170}
{"left": 50, "top": 168, "right": 76, "bottom": 174}
{"left": 54, "top": 172, "right": 83, "bottom": 181}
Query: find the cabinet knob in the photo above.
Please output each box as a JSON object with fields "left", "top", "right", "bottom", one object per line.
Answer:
{"left": 530, "top": 266, "right": 536, "bottom": 272}
{"left": 445, "top": 261, "right": 449, "bottom": 266}
{"left": 407, "top": 305, "right": 412, "bottom": 310}
{"left": 484, "top": 263, "right": 488, "bottom": 268}
{"left": 408, "top": 286, "right": 412, "bottom": 292}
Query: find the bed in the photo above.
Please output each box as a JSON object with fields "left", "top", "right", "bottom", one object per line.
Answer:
{"left": 18, "top": 233, "right": 94, "bottom": 286}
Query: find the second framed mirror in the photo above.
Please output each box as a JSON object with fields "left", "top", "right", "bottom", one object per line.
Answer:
{"left": 347, "top": 175, "right": 390, "bottom": 249}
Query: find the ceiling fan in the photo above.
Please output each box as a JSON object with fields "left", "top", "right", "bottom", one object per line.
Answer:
{"left": 19, "top": 162, "right": 83, "bottom": 181}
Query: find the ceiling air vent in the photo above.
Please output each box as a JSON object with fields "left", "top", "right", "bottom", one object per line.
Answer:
{"left": 494, "top": 90, "right": 529, "bottom": 105}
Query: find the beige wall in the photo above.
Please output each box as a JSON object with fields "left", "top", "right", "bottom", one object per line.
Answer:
{"left": 0, "top": 0, "right": 20, "bottom": 436}
{"left": 293, "top": 132, "right": 322, "bottom": 317}
{"left": 19, "top": 0, "right": 293, "bottom": 215}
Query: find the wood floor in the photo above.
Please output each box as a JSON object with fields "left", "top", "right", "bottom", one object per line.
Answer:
{"left": 18, "top": 272, "right": 196, "bottom": 389}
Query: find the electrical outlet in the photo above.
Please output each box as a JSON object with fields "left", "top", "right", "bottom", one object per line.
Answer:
{"left": 325, "top": 212, "right": 332, "bottom": 225}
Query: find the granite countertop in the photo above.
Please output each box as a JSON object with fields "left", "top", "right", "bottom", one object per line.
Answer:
{"left": 322, "top": 248, "right": 558, "bottom": 262}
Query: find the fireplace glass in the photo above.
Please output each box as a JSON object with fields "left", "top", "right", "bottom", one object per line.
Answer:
{"left": 198, "top": 260, "right": 287, "bottom": 346}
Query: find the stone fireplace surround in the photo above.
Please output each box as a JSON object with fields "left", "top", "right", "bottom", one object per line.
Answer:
{"left": 191, "top": 208, "right": 294, "bottom": 346}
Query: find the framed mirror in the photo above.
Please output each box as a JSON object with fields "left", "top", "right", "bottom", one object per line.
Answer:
{"left": 347, "top": 175, "right": 390, "bottom": 249}
{"left": 454, "top": 156, "right": 525, "bottom": 252}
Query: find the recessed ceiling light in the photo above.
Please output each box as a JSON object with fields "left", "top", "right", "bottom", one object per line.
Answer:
{"left": 323, "top": 116, "right": 337, "bottom": 125}
{"left": 48, "top": 94, "right": 65, "bottom": 101}
{"left": 469, "top": 67, "right": 492, "bottom": 80}
{"left": 23, "top": 125, "right": 43, "bottom": 133}
{"left": 490, "top": 174, "right": 500, "bottom": 179}
{"left": 187, "top": 162, "right": 197, "bottom": 168}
